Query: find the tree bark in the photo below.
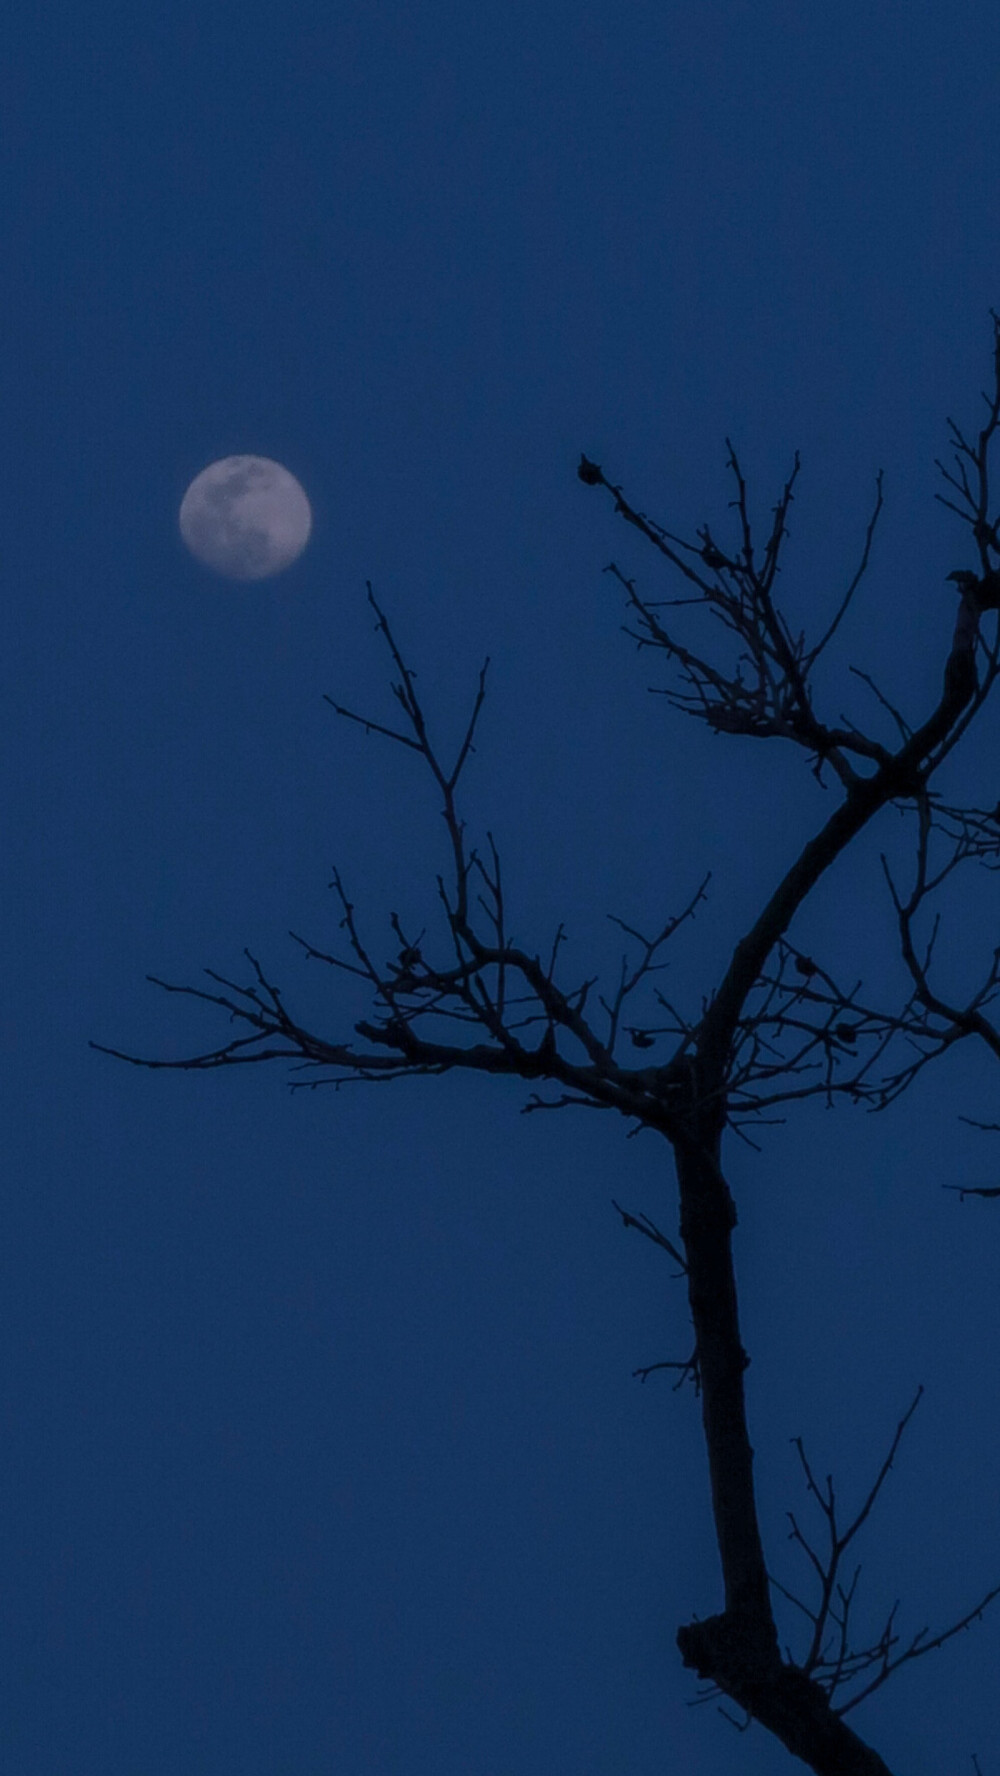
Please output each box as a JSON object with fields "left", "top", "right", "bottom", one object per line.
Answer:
{"left": 671, "top": 1104, "right": 896, "bottom": 1774}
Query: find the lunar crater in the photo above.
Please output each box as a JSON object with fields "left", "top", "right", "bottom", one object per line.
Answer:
{"left": 179, "top": 455, "right": 312, "bottom": 581}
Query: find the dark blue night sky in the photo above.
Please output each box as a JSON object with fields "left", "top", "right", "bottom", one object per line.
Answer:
{"left": 5, "top": 3, "right": 1000, "bottom": 1770}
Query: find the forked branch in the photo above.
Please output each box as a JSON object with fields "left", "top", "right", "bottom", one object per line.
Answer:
{"left": 773, "top": 1390, "right": 1000, "bottom": 1714}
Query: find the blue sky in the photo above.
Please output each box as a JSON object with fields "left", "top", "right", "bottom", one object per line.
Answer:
{"left": 5, "top": 2, "right": 1000, "bottom": 1770}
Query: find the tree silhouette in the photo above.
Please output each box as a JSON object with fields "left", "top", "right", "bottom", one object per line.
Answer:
{"left": 96, "top": 318, "right": 1000, "bottom": 1774}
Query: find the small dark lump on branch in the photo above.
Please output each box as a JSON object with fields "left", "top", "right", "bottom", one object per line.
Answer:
{"left": 947, "top": 568, "right": 1000, "bottom": 610}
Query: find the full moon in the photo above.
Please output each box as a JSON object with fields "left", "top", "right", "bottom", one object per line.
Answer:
{"left": 179, "top": 455, "right": 312, "bottom": 581}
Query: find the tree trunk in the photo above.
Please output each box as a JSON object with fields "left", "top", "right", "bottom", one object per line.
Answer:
{"left": 672, "top": 1117, "right": 896, "bottom": 1775}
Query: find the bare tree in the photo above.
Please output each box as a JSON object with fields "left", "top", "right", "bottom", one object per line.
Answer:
{"left": 96, "top": 318, "right": 1000, "bottom": 1774}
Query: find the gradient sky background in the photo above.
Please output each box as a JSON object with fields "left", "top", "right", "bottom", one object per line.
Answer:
{"left": 5, "top": 3, "right": 1000, "bottom": 1772}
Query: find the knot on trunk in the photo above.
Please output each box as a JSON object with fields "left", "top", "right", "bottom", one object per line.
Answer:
{"left": 677, "top": 1612, "right": 865, "bottom": 1762}
{"left": 677, "top": 1609, "right": 781, "bottom": 1697}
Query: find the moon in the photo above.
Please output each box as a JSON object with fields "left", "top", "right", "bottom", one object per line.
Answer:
{"left": 179, "top": 456, "right": 312, "bottom": 581}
